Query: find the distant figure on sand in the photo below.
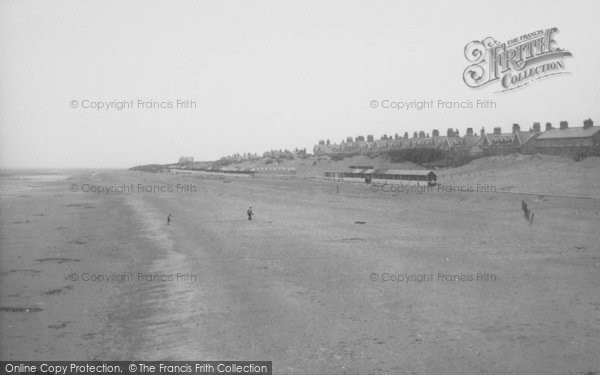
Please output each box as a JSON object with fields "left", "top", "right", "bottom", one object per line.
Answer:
{"left": 521, "top": 200, "right": 531, "bottom": 222}
{"left": 247, "top": 206, "right": 253, "bottom": 221}
{"left": 167, "top": 213, "right": 172, "bottom": 225}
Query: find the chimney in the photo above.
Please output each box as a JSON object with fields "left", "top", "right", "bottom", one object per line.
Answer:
{"left": 512, "top": 123, "right": 520, "bottom": 134}
{"left": 532, "top": 122, "right": 541, "bottom": 133}
{"left": 432, "top": 129, "right": 440, "bottom": 137}
{"left": 419, "top": 131, "right": 425, "bottom": 138}
{"left": 480, "top": 127, "right": 485, "bottom": 136}
{"left": 545, "top": 122, "right": 552, "bottom": 131}
{"left": 583, "top": 118, "right": 594, "bottom": 129}
{"left": 466, "top": 128, "right": 473, "bottom": 136}
{"left": 560, "top": 121, "right": 568, "bottom": 130}
{"left": 493, "top": 127, "right": 501, "bottom": 135}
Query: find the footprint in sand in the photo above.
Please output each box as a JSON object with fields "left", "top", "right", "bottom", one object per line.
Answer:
{"left": 43, "top": 285, "right": 73, "bottom": 295}
{"left": 9, "top": 269, "right": 41, "bottom": 274}
{"left": 0, "top": 307, "right": 43, "bottom": 313}
{"left": 36, "top": 258, "right": 81, "bottom": 264}
{"left": 48, "top": 321, "right": 69, "bottom": 329}
{"left": 66, "top": 203, "right": 90, "bottom": 207}
{"left": 68, "top": 239, "right": 89, "bottom": 245}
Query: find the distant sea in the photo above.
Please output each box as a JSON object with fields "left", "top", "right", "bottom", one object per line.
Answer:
{"left": 0, "top": 169, "right": 79, "bottom": 195}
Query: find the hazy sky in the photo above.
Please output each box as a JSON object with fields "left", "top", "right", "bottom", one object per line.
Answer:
{"left": 1, "top": 0, "right": 599, "bottom": 168}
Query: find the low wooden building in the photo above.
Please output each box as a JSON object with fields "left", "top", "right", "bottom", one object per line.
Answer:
{"left": 371, "top": 169, "right": 437, "bottom": 186}
{"left": 324, "top": 169, "right": 437, "bottom": 186}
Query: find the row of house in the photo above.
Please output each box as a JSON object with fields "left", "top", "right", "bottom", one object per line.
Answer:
{"left": 212, "top": 148, "right": 309, "bottom": 164}
{"left": 177, "top": 149, "right": 309, "bottom": 170}
{"left": 313, "top": 119, "right": 600, "bottom": 159}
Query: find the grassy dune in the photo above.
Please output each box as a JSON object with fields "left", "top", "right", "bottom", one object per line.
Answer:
{"left": 438, "top": 154, "right": 600, "bottom": 197}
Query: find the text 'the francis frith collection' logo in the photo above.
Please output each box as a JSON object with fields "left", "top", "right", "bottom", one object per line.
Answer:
{"left": 463, "top": 27, "right": 572, "bottom": 92}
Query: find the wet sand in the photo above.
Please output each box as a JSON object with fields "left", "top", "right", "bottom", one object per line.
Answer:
{"left": 1, "top": 169, "right": 599, "bottom": 374}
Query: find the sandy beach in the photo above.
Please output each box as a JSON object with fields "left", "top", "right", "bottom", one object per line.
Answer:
{"left": 1, "top": 168, "right": 599, "bottom": 374}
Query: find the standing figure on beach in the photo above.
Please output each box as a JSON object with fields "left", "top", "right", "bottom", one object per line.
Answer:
{"left": 521, "top": 200, "right": 530, "bottom": 221}
{"left": 247, "top": 206, "right": 253, "bottom": 221}
{"left": 167, "top": 213, "right": 172, "bottom": 225}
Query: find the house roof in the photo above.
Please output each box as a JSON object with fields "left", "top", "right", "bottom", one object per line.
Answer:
{"left": 379, "top": 169, "right": 435, "bottom": 176}
{"left": 397, "top": 139, "right": 413, "bottom": 147}
{"left": 487, "top": 133, "right": 514, "bottom": 142}
{"left": 482, "top": 133, "right": 513, "bottom": 146}
{"left": 432, "top": 135, "right": 447, "bottom": 145}
{"left": 373, "top": 139, "right": 391, "bottom": 147}
{"left": 462, "top": 135, "right": 481, "bottom": 147}
{"left": 313, "top": 144, "right": 341, "bottom": 153}
{"left": 412, "top": 138, "right": 434, "bottom": 146}
{"left": 446, "top": 137, "right": 462, "bottom": 147}
{"left": 342, "top": 168, "right": 435, "bottom": 176}
{"left": 537, "top": 126, "right": 600, "bottom": 140}
{"left": 514, "top": 131, "right": 538, "bottom": 145}
{"left": 253, "top": 167, "right": 296, "bottom": 171}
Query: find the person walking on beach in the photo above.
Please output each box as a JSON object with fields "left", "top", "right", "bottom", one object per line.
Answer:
{"left": 167, "top": 213, "right": 172, "bottom": 225}
{"left": 247, "top": 206, "right": 253, "bottom": 221}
